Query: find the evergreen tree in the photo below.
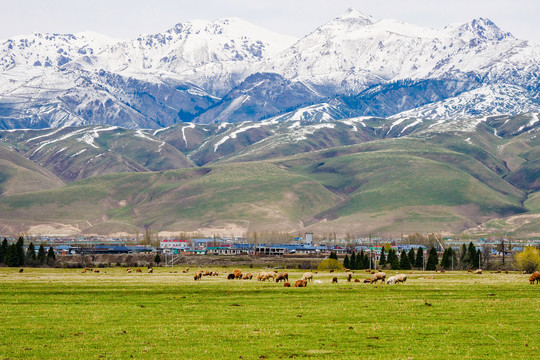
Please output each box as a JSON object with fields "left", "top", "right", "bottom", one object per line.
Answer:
{"left": 390, "top": 249, "right": 400, "bottom": 270}
{"left": 154, "top": 253, "right": 161, "bottom": 265}
{"left": 408, "top": 248, "right": 416, "bottom": 268}
{"left": 343, "top": 254, "right": 350, "bottom": 269}
{"left": 467, "top": 242, "right": 477, "bottom": 269}
{"left": 16, "top": 236, "right": 25, "bottom": 267}
{"left": 329, "top": 251, "right": 338, "bottom": 260}
{"left": 476, "top": 249, "right": 482, "bottom": 269}
{"left": 379, "top": 247, "right": 386, "bottom": 267}
{"left": 426, "top": 247, "right": 439, "bottom": 270}
{"left": 440, "top": 248, "right": 452, "bottom": 269}
{"left": 46, "top": 247, "right": 56, "bottom": 265}
{"left": 350, "top": 252, "right": 356, "bottom": 270}
{"left": 26, "top": 242, "right": 36, "bottom": 263}
{"left": 415, "top": 247, "right": 424, "bottom": 269}
{"left": 400, "top": 249, "right": 411, "bottom": 270}
{"left": 5, "top": 244, "right": 16, "bottom": 267}
{"left": 0, "top": 238, "right": 7, "bottom": 264}
{"left": 364, "top": 252, "right": 371, "bottom": 269}
{"left": 359, "top": 250, "right": 365, "bottom": 269}
{"left": 460, "top": 243, "right": 468, "bottom": 269}
{"left": 37, "top": 244, "right": 46, "bottom": 265}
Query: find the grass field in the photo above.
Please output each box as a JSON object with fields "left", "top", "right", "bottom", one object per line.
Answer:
{"left": 0, "top": 267, "right": 538, "bottom": 359}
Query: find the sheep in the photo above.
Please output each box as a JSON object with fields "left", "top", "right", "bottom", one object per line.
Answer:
{"left": 331, "top": 277, "right": 338, "bottom": 283}
{"left": 386, "top": 276, "right": 397, "bottom": 285}
{"left": 346, "top": 272, "right": 353, "bottom": 282}
{"left": 529, "top": 272, "right": 540, "bottom": 284}
{"left": 394, "top": 273, "right": 408, "bottom": 284}
{"left": 148, "top": 267, "right": 153, "bottom": 273}
{"left": 242, "top": 273, "right": 253, "bottom": 280}
{"left": 275, "top": 272, "right": 288, "bottom": 282}
{"left": 257, "top": 271, "right": 273, "bottom": 281}
{"left": 302, "top": 272, "right": 313, "bottom": 282}
{"left": 369, "top": 272, "right": 386, "bottom": 284}
{"left": 474, "top": 269, "right": 483, "bottom": 274}
{"left": 293, "top": 280, "right": 308, "bottom": 288}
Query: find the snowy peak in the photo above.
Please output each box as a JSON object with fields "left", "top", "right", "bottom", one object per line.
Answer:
{"left": 335, "top": 8, "right": 375, "bottom": 25}
{"left": 446, "top": 18, "right": 514, "bottom": 41}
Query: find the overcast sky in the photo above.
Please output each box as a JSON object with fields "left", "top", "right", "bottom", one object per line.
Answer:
{"left": 1, "top": 0, "right": 539, "bottom": 41}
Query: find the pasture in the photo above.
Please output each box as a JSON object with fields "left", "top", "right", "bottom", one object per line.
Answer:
{"left": 0, "top": 267, "right": 538, "bottom": 359}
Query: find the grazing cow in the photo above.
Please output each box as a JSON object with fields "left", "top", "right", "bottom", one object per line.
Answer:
{"left": 332, "top": 277, "right": 338, "bottom": 283}
{"left": 283, "top": 282, "right": 291, "bottom": 287}
{"left": 467, "top": 269, "right": 473, "bottom": 273}
{"left": 302, "top": 272, "right": 313, "bottom": 282}
{"left": 136, "top": 268, "right": 142, "bottom": 273}
{"left": 194, "top": 271, "right": 203, "bottom": 281}
{"left": 354, "top": 279, "right": 360, "bottom": 283}
{"left": 293, "top": 280, "right": 308, "bottom": 288}
{"left": 369, "top": 272, "right": 386, "bottom": 284}
{"left": 183, "top": 268, "right": 189, "bottom": 273}
{"left": 363, "top": 278, "right": 372, "bottom": 283}
{"left": 371, "top": 270, "right": 376, "bottom": 274}
{"left": 474, "top": 269, "right": 483, "bottom": 274}
{"left": 529, "top": 272, "right": 540, "bottom": 284}
{"left": 329, "top": 269, "right": 334, "bottom": 273}
{"left": 275, "top": 272, "right": 288, "bottom": 283}
{"left": 148, "top": 268, "right": 153, "bottom": 273}
{"left": 212, "top": 272, "right": 220, "bottom": 276}
{"left": 242, "top": 273, "right": 253, "bottom": 280}
{"left": 227, "top": 273, "right": 235, "bottom": 280}
{"left": 126, "top": 267, "right": 132, "bottom": 273}
{"left": 94, "top": 269, "right": 100, "bottom": 273}
{"left": 346, "top": 272, "right": 353, "bottom": 282}
{"left": 203, "top": 270, "right": 212, "bottom": 276}
{"left": 233, "top": 269, "right": 242, "bottom": 279}
{"left": 19, "top": 269, "right": 24, "bottom": 273}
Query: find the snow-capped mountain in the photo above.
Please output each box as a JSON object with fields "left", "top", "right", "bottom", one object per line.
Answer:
{"left": 1, "top": 8, "right": 540, "bottom": 130}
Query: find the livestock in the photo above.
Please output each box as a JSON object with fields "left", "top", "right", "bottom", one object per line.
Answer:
{"left": 257, "top": 271, "right": 274, "bottom": 281}
{"left": 346, "top": 272, "right": 353, "bottom": 282}
{"left": 283, "top": 282, "right": 291, "bottom": 287}
{"left": 203, "top": 270, "right": 212, "bottom": 276}
{"left": 386, "top": 276, "right": 397, "bottom": 285}
{"left": 363, "top": 279, "right": 372, "bottom": 283}
{"left": 148, "top": 268, "right": 153, "bottom": 273}
{"left": 467, "top": 269, "right": 473, "bottom": 273}
{"left": 19, "top": 269, "right": 23, "bottom": 273}
{"left": 227, "top": 273, "right": 235, "bottom": 280}
{"left": 212, "top": 272, "right": 220, "bottom": 276}
{"left": 242, "top": 273, "right": 253, "bottom": 280}
{"left": 81, "top": 269, "right": 87, "bottom": 273}
{"left": 194, "top": 271, "right": 203, "bottom": 280}
{"left": 440, "top": 270, "right": 446, "bottom": 273}
{"left": 275, "top": 272, "right": 289, "bottom": 282}
{"left": 354, "top": 279, "right": 360, "bottom": 283}
{"left": 94, "top": 269, "right": 100, "bottom": 273}
{"left": 369, "top": 272, "right": 386, "bottom": 284}
{"left": 182, "top": 268, "right": 189, "bottom": 273}
{"left": 474, "top": 269, "right": 483, "bottom": 274}
{"left": 365, "top": 269, "right": 372, "bottom": 272}
{"left": 136, "top": 268, "right": 142, "bottom": 273}
{"left": 332, "top": 277, "right": 338, "bottom": 283}
{"left": 329, "top": 269, "right": 334, "bottom": 273}
{"left": 302, "top": 272, "right": 313, "bottom": 282}
{"left": 233, "top": 269, "right": 242, "bottom": 279}
{"left": 394, "top": 273, "right": 407, "bottom": 284}
{"left": 126, "top": 268, "right": 132, "bottom": 273}
{"left": 529, "top": 272, "right": 540, "bottom": 284}
{"left": 293, "top": 280, "right": 308, "bottom": 288}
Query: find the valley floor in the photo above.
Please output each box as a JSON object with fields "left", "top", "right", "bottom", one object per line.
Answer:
{"left": 0, "top": 268, "right": 538, "bottom": 359}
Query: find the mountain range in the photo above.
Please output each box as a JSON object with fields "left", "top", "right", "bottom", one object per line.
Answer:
{"left": 1, "top": 8, "right": 540, "bottom": 130}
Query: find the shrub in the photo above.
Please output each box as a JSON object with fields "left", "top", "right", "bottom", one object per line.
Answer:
{"left": 514, "top": 246, "right": 540, "bottom": 273}
{"left": 317, "top": 259, "right": 344, "bottom": 271}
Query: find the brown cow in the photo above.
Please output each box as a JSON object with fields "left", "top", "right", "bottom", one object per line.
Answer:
{"left": 354, "top": 279, "right": 360, "bottom": 283}
{"left": 242, "top": 273, "right": 253, "bottom": 280}
{"left": 194, "top": 271, "right": 203, "bottom": 280}
{"left": 346, "top": 272, "right": 353, "bottom": 282}
{"left": 136, "top": 268, "right": 142, "bottom": 273}
{"left": 293, "top": 280, "right": 308, "bottom": 288}
{"left": 329, "top": 269, "right": 334, "bottom": 273}
{"left": 332, "top": 277, "right": 338, "bottom": 283}
{"left": 233, "top": 269, "right": 242, "bottom": 279}
{"left": 275, "top": 272, "right": 289, "bottom": 282}
{"left": 529, "top": 272, "right": 540, "bottom": 284}
{"left": 94, "top": 269, "right": 100, "bottom": 273}
{"left": 203, "top": 270, "right": 212, "bottom": 276}
{"left": 283, "top": 282, "right": 291, "bottom": 287}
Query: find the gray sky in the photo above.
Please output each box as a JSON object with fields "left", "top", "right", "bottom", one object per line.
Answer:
{"left": 1, "top": 0, "right": 539, "bottom": 41}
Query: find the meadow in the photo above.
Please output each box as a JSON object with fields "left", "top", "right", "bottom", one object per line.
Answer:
{"left": 0, "top": 267, "right": 538, "bottom": 359}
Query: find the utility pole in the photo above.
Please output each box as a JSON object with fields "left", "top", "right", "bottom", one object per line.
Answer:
{"left": 501, "top": 238, "right": 505, "bottom": 266}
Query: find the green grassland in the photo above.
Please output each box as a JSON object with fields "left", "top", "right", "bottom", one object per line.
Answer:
{"left": 0, "top": 267, "right": 538, "bottom": 359}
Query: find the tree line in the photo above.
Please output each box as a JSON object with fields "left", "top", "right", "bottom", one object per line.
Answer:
{"left": 341, "top": 242, "right": 482, "bottom": 271}
{"left": 0, "top": 237, "right": 56, "bottom": 267}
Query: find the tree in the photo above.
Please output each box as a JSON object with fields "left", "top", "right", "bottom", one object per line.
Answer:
{"left": 408, "top": 248, "right": 416, "bottom": 269}
{"left": 359, "top": 250, "right": 365, "bottom": 269}
{"left": 514, "top": 246, "right": 540, "bottom": 273}
{"left": 440, "top": 248, "right": 453, "bottom": 269}
{"left": 390, "top": 250, "right": 400, "bottom": 270}
{"left": 5, "top": 244, "right": 17, "bottom": 267}
{"left": 379, "top": 247, "right": 386, "bottom": 267}
{"left": 329, "top": 251, "right": 338, "bottom": 260}
{"left": 399, "top": 250, "right": 411, "bottom": 270}
{"left": 37, "top": 244, "right": 46, "bottom": 265}
{"left": 16, "top": 236, "right": 25, "bottom": 267}
{"left": 350, "top": 252, "right": 357, "bottom": 270}
{"left": 0, "top": 238, "right": 7, "bottom": 264}
{"left": 154, "top": 253, "right": 161, "bottom": 265}
{"left": 476, "top": 249, "right": 482, "bottom": 269}
{"left": 426, "top": 247, "right": 438, "bottom": 271}
{"left": 459, "top": 243, "right": 468, "bottom": 269}
{"left": 415, "top": 248, "right": 424, "bottom": 269}
{"left": 466, "top": 242, "right": 477, "bottom": 269}
{"left": 343, "top": 254, "right": 350, "bottom": 269}
{"left": 46, "top": 247, "right": 56, "bottom": 265}
{"left": 26, "top": 242, "right": 36, "bottom": 263}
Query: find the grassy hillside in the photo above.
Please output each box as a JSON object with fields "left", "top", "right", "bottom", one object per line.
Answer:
{"left": 0, "top": 145, "right": 64, "bottom": 196}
